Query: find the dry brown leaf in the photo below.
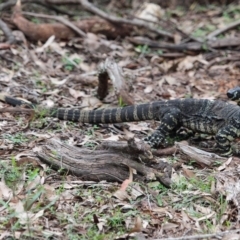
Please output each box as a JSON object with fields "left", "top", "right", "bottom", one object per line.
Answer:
{"left": 161, "top": 222, "right": 179, "bottom": 230}
{"left": 163, "top": 76, "right": 179, "bottom": 86}
{"left": 50, "top": 77, "right": 69, "bottom": 86}
{"left": 123, "top": 129, "right": 135, "bottom": 139}
{"left": 12, "top": 2, "right": 75, "bottom": 41}
{"left": 0, "top": 181, "right": 13, "bottom": 200}
{"left": 103, "top": 134, "right": 120, "bottom": 141}
{"left": 114, "top": 177, "right": 132, "bottom": 201}
{"left": 41, "top": 184, "right": 58, "bottom": 202}
{"left": 182, "top": 165, "right": 195, "bottom": 178}
{"left": 127, "top": 122, "right": 149, "bottom": 132}
{"left": 35, "top": 35, "right": 55, "bottom": 53}
{"left": 80, "top": 96, "right": 102, "bottom": 109}
{"left": 181, "top": 210, "right": 192, "bottom": 228}
{"left": 144, "top": 85, "right": 153, "bottom": 94}
{"left": 196, "top": 212, "right": 216, "bottom": 222}
{"left": 194, "top": 203, "right": 213, "bottom": 215}
{"left": 113, "top": 189, "right": 130, "bottom": 201}
{"left": 97, "top": 218, "right": 107, "bottom": 231}
{"left": 129, "top": 216, "right": 142, "bottom": 233}
{"left": 217, "top": 157, "right": 232, "bottom": 171}
{"left": 120, "top": 179, "right": 132, "bottom": 191}
{"left": 128, "top": 182, "right": 144, "bottom": 200}
{"left": 178, "top": 55, "right": 207, "bottom": 71}
{"left": 26, "top": 175, "right": 42, "bottom": 191}
{"left": 135, "top": 3, "right": 165, "bottom": 22}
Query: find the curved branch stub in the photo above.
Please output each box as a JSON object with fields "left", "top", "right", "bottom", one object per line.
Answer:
{"left": 97, "top": 58, "right": 134, "bottom": 105}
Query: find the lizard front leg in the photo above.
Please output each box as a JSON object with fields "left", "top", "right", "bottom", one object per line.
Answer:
{"left": 144, "top": 108, "right": 181, "bottom": 148}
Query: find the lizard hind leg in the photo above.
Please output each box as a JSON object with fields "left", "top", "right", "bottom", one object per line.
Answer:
{"left": 144, "top": 108, "right": 181, "bottom": 148}
{"left": 215, "top": 125, "right": 238, "bottom": 156}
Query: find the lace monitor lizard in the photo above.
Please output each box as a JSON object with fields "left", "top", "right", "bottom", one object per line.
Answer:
{"left": 1, "top": 93, "right": 240, "bottom": 156}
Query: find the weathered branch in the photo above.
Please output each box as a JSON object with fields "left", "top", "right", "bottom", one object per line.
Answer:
{"left": 37, "top": 138, "right": 172, "bottom": 186}
{"left": 176, "top": 142, "right": 226, "bottom": 167}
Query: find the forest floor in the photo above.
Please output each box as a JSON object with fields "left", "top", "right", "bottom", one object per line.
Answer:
{"left": 1, "top": 1, "right": 240, "bottom": 239}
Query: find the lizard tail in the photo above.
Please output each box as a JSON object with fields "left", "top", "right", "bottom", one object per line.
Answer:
{"left": 50, "top": 102, "right": 156, "bottom": 123}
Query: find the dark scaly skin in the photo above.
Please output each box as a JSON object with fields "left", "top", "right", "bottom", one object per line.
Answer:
{"left": 1, "top": 93, "right": 240, "bottom": 156}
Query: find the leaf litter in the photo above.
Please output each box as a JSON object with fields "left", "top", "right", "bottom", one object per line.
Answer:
{"left": 1, "top": 1, "right": 240, "bottom": 239}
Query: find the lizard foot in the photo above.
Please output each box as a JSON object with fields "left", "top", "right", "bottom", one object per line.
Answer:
{"left": 144, "top": 130, "right": 165, "bottom": 148}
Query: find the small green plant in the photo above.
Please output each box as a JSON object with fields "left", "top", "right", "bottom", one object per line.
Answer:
{"left": 3, "top": 157, "right": 22, "bottom": 189}
{"left": 31, "top": 18, "right": 41, "bottom": 24}
{"left": 86, "top": 125, "right": 99, "bottom": 136}
{"left": 118, "top": 96, "right": 127, "bottom": 107}
{"left": 24, "top": 186, "right": 44, "bottom": 211}
{"left": 35, "top": 80, "right": 47, "bottom": 92}
{"left": 108, "top": 210, "right": 126, "bottom": 229}
{"left": 216, "top": 194, "right": 228, "bottom": 223}
{"left": 26, "top": 168, "right": 39, "bottom": 182}
{"left": 167, "top": 156, "right": 179, "bottom": 164}
{"left": 62, "top": 56, "right": 81, "bottom": 71}
{"left": 4, "top": 133, "right": 29, "bottom": 145}
{"left": 188, "top": 159, "right": 196, "bottom": 166}
{"left": 192, "top": 28, "right": 207, "bottom": 38}
{"left": 135, "top": 44, "right": 150, "bottom": 54}
{"left": 84, "top": 226, "right": 108, "bottom": 240}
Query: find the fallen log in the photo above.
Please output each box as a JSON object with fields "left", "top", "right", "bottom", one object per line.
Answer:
{"left": 36, "top": 138, "right": 172, "bottom": 187}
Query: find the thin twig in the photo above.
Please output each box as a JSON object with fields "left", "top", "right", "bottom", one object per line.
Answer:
{"left": 206, "top": 55, "right": 240, "bottom": 69}
{"left": 207, "top": 18, "right": 240, "bottom": 40}
{"left": 22, "top": 11, "right": 86, "bottom": 37}
{"left": 78, "top": 0, "right": 174, "bottom": 39}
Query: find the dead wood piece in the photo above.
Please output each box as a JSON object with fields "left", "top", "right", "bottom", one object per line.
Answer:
{"left": 12, "top": 7, "right": 76, "bottom": 41}
{"left": 153, "top": 146, "right": 178, "bottom": 156}
{"left": 98, "top": 57, "right": 134, "bottom": 105}
{"left": 75, "top": 17, "right": 132, "bottom": 39}
{"left": 176, "top": 141, "right": 226, "bottom": 167}
{"left": 78, "top": 0, "right": 173, "bottom": 39}
{"left": 0, "top": 19, "right": 16, "bottom": 44}
{"left": 129, "top": 37, "right": 204, "bottom": 52}
{"left": 13, "top": 10, "right": 132, "bottom": 41}
{"left": 209, "top": 37, "right": 240, "bottom": 48}
{"left": 101, "top": 138, "right": 154, "bottom": 162}
{"left": 11, "top": 0, "right": 131, "bottom": 41}
{"left": 130, "top": 36, "right": 240, "bottom": 53}
{"left": 36, "top": 138, "right": 172, "bottom": 186}
{"left": 22, "top": 11, "right": 86, "bottom": 38}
